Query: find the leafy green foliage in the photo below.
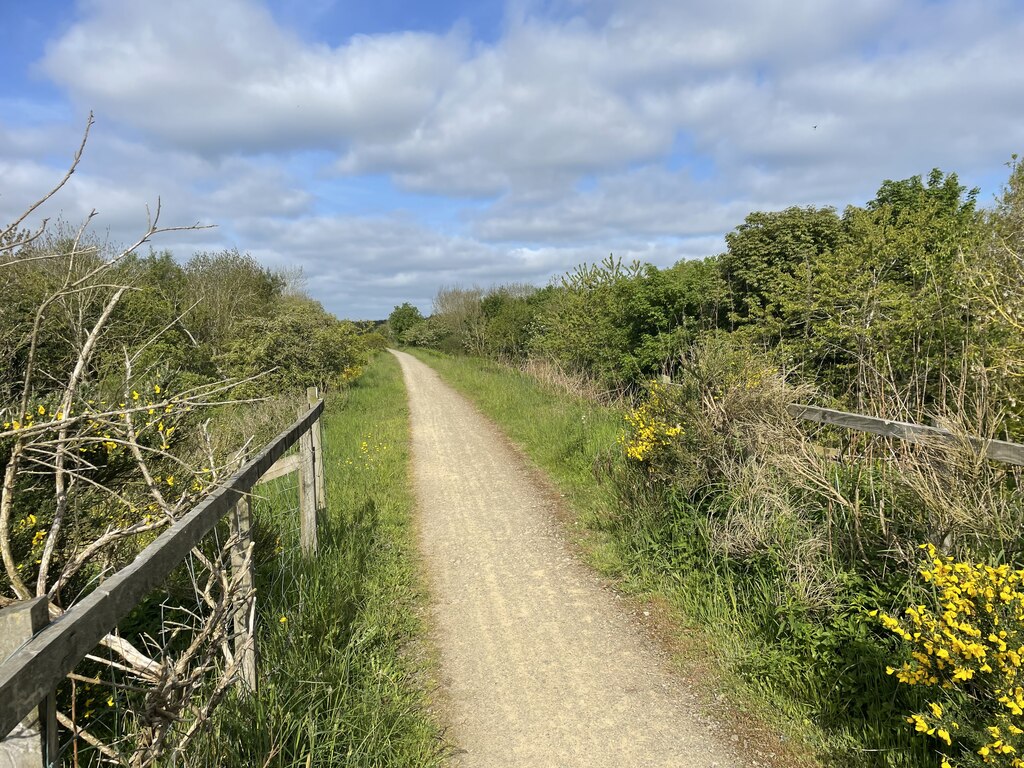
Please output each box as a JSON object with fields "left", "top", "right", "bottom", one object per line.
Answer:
{"left": 720, "top": 205, "right": 846, "bottom": 339}
{"left": 222, "top": 297, "right": 366, "bottom": 395}
{"left": 387, "top": 302, "right": 426, "bottom": 343}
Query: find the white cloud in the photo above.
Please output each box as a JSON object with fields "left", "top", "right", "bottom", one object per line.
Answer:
{"left": 229, "top": 212, "right": 715, "bottom": 318}
{"left": 40, "top": 0, "right": 1024, "bottom": 202}
{"left": 7, "top": 0, "right": 1021, "bottom": 319}
{"left": 42, "top": 0, "right": 465, "bottom": 154}
{"left": 470, "top": 166, "right": 755, "bottom": 243}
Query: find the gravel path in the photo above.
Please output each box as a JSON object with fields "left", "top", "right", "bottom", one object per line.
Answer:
{"left": 392, "top": 350, "right": 743, "bottom": 768}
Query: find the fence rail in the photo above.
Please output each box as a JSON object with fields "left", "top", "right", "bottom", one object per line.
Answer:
{"left": 787, "top": 403, "right": 1024, "bottom": 467}
{"left": 0, "top": 389, "right": 327, "bottom": 764}
{"left": 657, "top": 374, "right": 1024, "bottom": 466}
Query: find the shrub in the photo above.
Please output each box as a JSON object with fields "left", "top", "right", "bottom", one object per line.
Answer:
{"left": 878, "top": 544, "right": 1024, "bottom": 767}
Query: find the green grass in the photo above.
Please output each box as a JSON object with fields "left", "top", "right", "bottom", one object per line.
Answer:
{"left": 196, "top": 352, "right": 447, "bottom": 767}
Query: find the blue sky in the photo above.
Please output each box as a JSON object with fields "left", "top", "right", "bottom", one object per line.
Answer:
{"left": 2, "top": 0, "right": 1023, "bottom": 319}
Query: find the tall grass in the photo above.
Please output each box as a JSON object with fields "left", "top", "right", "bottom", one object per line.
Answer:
{"left": 194, "top": 353, "right": 447, "bottom": 767}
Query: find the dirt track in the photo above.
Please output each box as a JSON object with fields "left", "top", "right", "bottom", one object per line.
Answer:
{"left": 392, "top": 350, "right": 743, "bottom": 767}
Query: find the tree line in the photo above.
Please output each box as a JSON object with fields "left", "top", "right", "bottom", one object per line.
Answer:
{"left": 392, "top": 158, "right": 1024, "bottom": 435}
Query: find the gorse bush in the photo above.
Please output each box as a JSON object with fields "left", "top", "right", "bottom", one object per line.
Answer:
{"left": 1, "top": 130, "right": 371, "bottom": 764}
{"left": 575, "top": 329, "right": 1022, "bottom": 765}
{"left": 879, "top": 545, "right": 1024, "bottom": 767}
{"left": 619, "top": 382, "right": 682, "bottom": 462}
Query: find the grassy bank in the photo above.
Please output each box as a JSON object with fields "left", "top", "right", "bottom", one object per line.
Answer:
{"left": 198, "top": 352, "right": 446, "bottom": 767}
{"left": 406, "top": 349, "right": 934, "bottom": 768}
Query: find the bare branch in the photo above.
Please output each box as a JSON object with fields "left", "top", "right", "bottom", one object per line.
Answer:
{"left": 0, "top": 112, "right": 94, "bottom": 245}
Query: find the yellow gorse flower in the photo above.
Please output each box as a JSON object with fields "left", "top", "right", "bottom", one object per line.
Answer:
{"left": 620, "top": 382, "right": 684, "bottom": 462}
{"left": 877, "top": 544, "right": 1024, "bottom": 766}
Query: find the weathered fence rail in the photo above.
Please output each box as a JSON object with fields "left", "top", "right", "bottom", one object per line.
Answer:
{"left": 788, "top": 403, "right": 1024, "bottom": 467}
{"left": 0, "top": 388, "right": 327, "bottom": 765}
{"left": 657, "top": 373, "right": 1024, "bottom": 466}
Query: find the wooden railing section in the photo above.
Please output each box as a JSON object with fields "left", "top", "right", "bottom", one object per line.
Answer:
{"left": 788, "top": 403, "right": 1024, "bottom": 466}
{"left": 0, "top": 388, "right": 327, "bottom": 766}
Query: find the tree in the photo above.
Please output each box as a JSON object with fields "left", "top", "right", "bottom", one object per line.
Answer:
{"left": 223, "top": 296, "right": 366, "bottom": 395}
{"left": 529, "top": 256, "right": 642, "bottom": 390}
{"left": 718, "top": 206, "right": 845, "bottom": 341}
{"left": 386, "top": 302, "right": 425, "bottom": 343}
{"left": 184, "top": 249, "right": 283, "bottom": 353}
{"left": 481, "top": 284, "right": 542, "bottom": 361}
{"left": 432, "top": 286, "right": 487, "bottom": 355}
{"left": 793, "top": 170, "right": 982, "bottom": 410}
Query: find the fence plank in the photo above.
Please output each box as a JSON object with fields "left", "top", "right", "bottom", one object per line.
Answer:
{"left": 0, "top": 400, "right": 323, "bottom": 740}
{"left": 788, "top": 404, "right": 1024, "bottom": 466}
{"left": 255, "top": 454, "right": 299, "bottom": 485}
{"left": 229, "top": 450, "right": 257, "bottom": 693}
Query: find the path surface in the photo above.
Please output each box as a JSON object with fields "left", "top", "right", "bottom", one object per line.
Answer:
{"left": 392, "top": 350, "right": 744, "bottom": 768}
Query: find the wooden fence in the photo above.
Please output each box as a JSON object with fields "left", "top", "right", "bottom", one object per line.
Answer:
{"left": 0, "top": 387, "right": 327, "bottom": 767}
{"left": 656, "top": 375, "right": 1024, "bottom": 467}
{"left": 787, "top": 403, "right": 1024, "bottom": 466}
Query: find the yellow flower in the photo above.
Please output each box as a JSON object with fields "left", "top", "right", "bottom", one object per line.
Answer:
{"left": 279, "top": 616, "right": 287, "bottom": 624}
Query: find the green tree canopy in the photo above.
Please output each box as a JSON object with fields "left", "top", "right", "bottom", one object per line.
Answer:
{"left": 387, "top": 302, "right": 425, "bottom": 343}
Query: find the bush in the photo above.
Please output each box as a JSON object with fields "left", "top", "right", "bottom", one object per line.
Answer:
{"left": 878, "top": 545, "right": 1024, "bottom": 767}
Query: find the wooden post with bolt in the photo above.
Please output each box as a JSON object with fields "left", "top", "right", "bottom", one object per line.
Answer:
{"left": 307, "top": 387, "right": 326, "bottom": 511}
{"left": 228, "top": 450, "right": 257, "bottom": 692}
{"left": 298, "top": 403, "right": 319, "bottom": 555}
{"left": 0, "top": 598, "right": 58, "bottom": 767}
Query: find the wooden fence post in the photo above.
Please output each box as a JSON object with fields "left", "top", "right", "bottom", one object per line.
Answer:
{"left": 0, "top": 598, "right": 57, "bottom": 767}
{"left": 298, "top": 404, "right": 318, "bottom": 555}
{"left": 229, "top": 451, "right": 257, "bottom": 692}
{"left": 306, "top": 387, "right": 326, "bottom": 511}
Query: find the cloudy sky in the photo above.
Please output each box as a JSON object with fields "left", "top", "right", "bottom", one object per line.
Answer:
{"left": 2, "top": 0, "right": 1023, "bottom": 319}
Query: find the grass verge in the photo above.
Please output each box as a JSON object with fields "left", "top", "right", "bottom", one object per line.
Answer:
{"left": 197, "top": 352, "right": 447, "bottom": 767}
